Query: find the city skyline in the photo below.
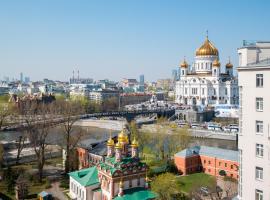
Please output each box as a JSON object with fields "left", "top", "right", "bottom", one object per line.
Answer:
{"left": 1, "top": 0, "right": 270, "bottom": 81}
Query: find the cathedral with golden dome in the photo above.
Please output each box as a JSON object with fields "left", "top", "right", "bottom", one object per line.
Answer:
{"left": 175, "top": 36, "right": 239, "bottom": 106}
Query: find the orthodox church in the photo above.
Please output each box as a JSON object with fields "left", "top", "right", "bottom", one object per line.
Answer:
{"left": 69, "top": 130, "right": 156, "bottom": 200}
{"left": 175, "top": 36, "right": 239, "bottom": 106}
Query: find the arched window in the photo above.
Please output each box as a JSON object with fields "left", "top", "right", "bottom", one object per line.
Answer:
{"left": 214, "top": 69, "right": 217, "bottom": 75}
{"left": 206, "top": 63, "right": 208, "bottom": 69}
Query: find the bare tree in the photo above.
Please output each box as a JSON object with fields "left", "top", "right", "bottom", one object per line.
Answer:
{"left": 0, "top": 103, "right": 17, "bottom": 130}
{"left": 15, "top": 134, "right": 27, "bottom": 164}
{"left": 22, "top": 102, "right": 52, "bottom": 182}
{"left": 55, "top": 100, "right": 85, "bottom": 173}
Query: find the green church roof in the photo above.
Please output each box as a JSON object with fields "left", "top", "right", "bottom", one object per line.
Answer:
{"left": 113, "top": 187, "right": 156, "bottom": 200}
{"left": 99, "top": 156, "right": 146, "bottom": 175}
{"left": 68, "top": 166, "right": 99, "bottom": 187}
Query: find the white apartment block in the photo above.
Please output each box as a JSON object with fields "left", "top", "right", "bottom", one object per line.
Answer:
{"left": 238, "top": 41, "right": 270, "bottom": 200}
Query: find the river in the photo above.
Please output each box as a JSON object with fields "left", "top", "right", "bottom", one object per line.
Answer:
{"left": 0, "top": 121, "right": 237, "bottom": 151}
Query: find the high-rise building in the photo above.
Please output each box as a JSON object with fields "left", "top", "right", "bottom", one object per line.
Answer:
{"left": 139, "top": 74, "right": 145, "bottom": 92}
{"left": 24, "top": 77, "right": 30, "bottom": 84}
{"left": 20, "top": 72, "right": 23, "bottom": 83}
{"left": 171, "top": 69, "right": 177, "bottom": 82}
{"left": 237, "top": 41, "right": 270, "bottom": 200}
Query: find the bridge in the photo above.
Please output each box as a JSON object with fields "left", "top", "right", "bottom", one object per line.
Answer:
{"left": 2, "top": 108, "right": 175, "bottom": 131}
{"left": 81, "top": 108, "right": 175, "bottom": 122}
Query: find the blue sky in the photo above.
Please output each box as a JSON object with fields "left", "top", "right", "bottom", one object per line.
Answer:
{"left": 1, "top": 0, "right": 270, "bottom": 81}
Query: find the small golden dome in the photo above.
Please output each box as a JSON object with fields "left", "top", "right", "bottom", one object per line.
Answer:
{"left": 180, "top": 59, "right": 188, "bottom": 68}
{"left": 196, "top": 37, "right": 219, "bottom": 56}
{"left": 226, "top": 61, "right": 233, "bottom": 68}
{"left": 213, "top": 58, "right": 221, "bottom": 67}
{"left": 118, "top": 130, "right": 129, "bottom": 143}
{"left": 131, "top": 137, "right": 138, "bottom": 148}
{"left": 115, "top": 142, "right": 122, "bottom": 149}
{"left": 107, "top": 138, "right": 114, "bottom": 146}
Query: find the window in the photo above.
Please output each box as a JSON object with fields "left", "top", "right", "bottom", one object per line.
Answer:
{"left": 255, "top": 167, "right": 263, "bottom": 180}
{"left": 256, "top": 121, "right": 263, "bottom": 134}
{"left": 225, "top": 163, "right": 227, "bottom": 167}
{"left": 191, "top": 88, "right": 198, "bottom": 95}
{"left": 256, "top": 74, "right": 263, "bottom": 87}
{"left": 255, "top": 189, "right": 263, "bottom": 200}
{"left": 213, "top": 89, "right": 216, "bottom": 95}
{"left": 185, "top": 88, "right": 187, "bottom": 95}
{"left": 256, "top": 144, "right": 264, "bottom": 157}
{"left": 256, "top": 98, "right": 263, "bottom": 111}
{"left": 182, "top": 70, "right": 185, "bottom": 75}
{"left": 231, "top": 165, "right": 233, "bottom": 169}
{"left": 202, "top": 88, "right": 205, "bottom": 95}
{"left": 208, "top": 160, "right": 211, "bottom": 164}
{"left": 204, "top": 160, "right": 206, "bottom": 164}
{"left": 225, "top": 88, "right": 227, "bottom": 95}
{"left": 219, "top": 162, "right": 221, "bottom": 166}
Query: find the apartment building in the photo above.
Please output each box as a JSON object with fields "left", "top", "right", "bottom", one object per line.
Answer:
{"left": 237, "top": 41, "right": 270, "bottom": 200}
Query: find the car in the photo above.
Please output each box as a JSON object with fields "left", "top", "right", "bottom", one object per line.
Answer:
{"left": 191, "top": 123, "right": 200, "bottom": 129}
{"left": 200, "top": 187, "right": 209, "bottom": 196}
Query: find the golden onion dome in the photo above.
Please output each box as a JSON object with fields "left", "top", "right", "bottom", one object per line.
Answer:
{"left": 180, "top": 59, "right": 188, "bottom": 68}
{"left": 118, "top": 130, "right": 129, "bottom": 143}
{"left": 131, "top": 137, "right": 139, "bottom": 148}
{"left": 226, "top": 61, "right": 233, "bottom": 68}
{"left": 213, "top": 58, "right": 221, "bottom": 67}
{"left": 107, "top": 138, "right": 114, "bottom": 146}
{"left": 196, "top": 37, "right": 219, "bottom": 56}
{"left": 115, "top": 142, "right": 122, "bottom": 149}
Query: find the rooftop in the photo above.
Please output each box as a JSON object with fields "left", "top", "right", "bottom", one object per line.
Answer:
{"left": 68, "top": 166, "right": 99, "bottom": 187}
{"left": 113, "top": 187, "right": 156, "bottom": 200}
{"left": 175, "top": 146, "right": 238, "bottom": 162}
{"left": 99, "top": 156, "right": 146, "bottom": 175}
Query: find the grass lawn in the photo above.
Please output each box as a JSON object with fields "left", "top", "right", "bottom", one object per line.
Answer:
{"left": 0, "top": 178, "right": 49, "bottom": 199}
{"left": 176, "top": 173, "right": 216, "bottom": 194}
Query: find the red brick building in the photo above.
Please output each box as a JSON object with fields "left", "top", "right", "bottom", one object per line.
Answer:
{"left": 174, "top": 146, "right": 239, "bottom": 179}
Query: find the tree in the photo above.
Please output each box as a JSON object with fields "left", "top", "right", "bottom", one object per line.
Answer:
{"left": 167, "top": 126, "right": 191, "bottom": 158}
{"left": 22, "top": 102, "right": 52, "bottom": 182}
{"left": 0, "top": 103, "right": 16, "bottom": 130}
{"left": 15, "top": 134, "right": 26, "bottom": 164}
{"left": 0, "top": 143, "right": 4, "bottom": 168}
{"left": 55, "top": 100, "right": 85, "bottom": 174}
{"left": 151, "top": 173, "right": 178, "bottom": 200}
{"left": 223, "top": 176, "right": 238, "bottom": 198}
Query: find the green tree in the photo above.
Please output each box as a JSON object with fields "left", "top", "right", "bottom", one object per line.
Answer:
{"left": 151, "top": 173, "right": 178, "bottom": 200}
{"left": 168, "top": 126, "right": 191, "bottom": 158}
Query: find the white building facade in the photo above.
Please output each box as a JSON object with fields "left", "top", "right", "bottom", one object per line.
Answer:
{"left": 175, "top": 36, "right": 238, "bottom": 106}
{"left": 238, "top": 41, "right": 270, "bottom": 200}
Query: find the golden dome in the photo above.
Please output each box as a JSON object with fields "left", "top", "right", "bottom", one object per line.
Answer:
{"left": 180, "top": 59, "right": 188, "bottom": 68}
{"left": 226, "top": 61, "right": 233, "bottom": 68}
{"left": 115, "top": 142, "right": 122, "bottom": 149}
{"left": 196, "top": 37, "right": 219, "bottom": 56}
{"left": 118, "top": 130, "right": 129, "bottom": 143}
{"left": 213, "top": 58, "right": 221, "bottom": 67}
{"left": 107, "top": 138, "right": 114, "bottom": 146}
{"left": 131, "top": 137, "right": 139, "bottom": 148}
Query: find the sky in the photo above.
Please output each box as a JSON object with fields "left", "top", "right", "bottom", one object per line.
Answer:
{"left": 1, "top": 0, "right": 270, "bottom": 82}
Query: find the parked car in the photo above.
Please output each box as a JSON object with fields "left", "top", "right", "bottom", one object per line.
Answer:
{"left": 200, "top": 187, "right": 209, "bottom": 196}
